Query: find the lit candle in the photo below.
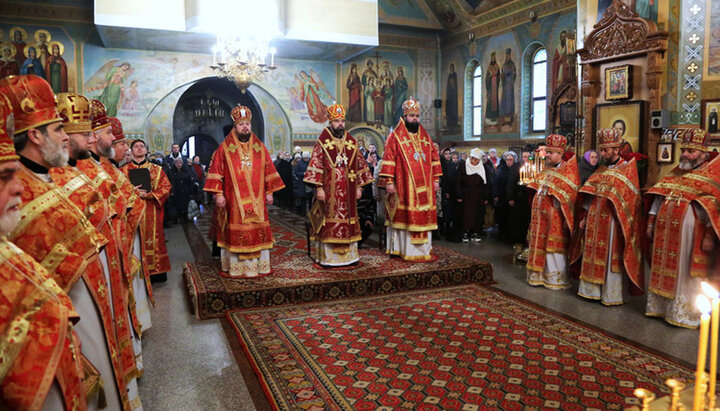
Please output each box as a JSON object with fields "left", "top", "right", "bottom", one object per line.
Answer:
{"left": 702, "top": 282, "right": 720, "bottom": 408}
{"left": 270, "top": 47, "right": 276, "bottom": 67}
{"left": 695, "top": 294, "right": 712, "bottom": 411}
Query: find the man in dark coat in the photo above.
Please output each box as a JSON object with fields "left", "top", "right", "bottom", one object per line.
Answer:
{"left": 167, "top": 157, "right": 197, "bottom": 222}
{"left": 293, "top": 151, "right": 310, "bottom": 214}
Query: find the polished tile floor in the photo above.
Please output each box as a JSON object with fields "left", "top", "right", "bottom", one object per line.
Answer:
{"left": 138, "top": 222, "right": 697, "bottom": 410}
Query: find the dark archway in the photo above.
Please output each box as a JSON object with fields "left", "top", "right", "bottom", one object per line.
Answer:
{"left": 179, "top": 133, "right": 219, "bottom": 166}
{"left": 172, "top": 77, "right": 265, "bottom": 152}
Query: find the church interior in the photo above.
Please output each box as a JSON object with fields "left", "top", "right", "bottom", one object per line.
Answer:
{"left": 2, "top": 0, "right": 720, "bottom": 409}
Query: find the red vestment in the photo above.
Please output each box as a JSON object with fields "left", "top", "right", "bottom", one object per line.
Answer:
{"left": 0, "top": 239, "right": 86, "bottom": 411}
{"left": 49, "top": 164, "right": 137, "bottom": 397}
{"left": 303, "top": 128, "right": 373, "bottom": 244}
{"left": 204, "top": 130, "right": 284, "bottom": 255}
{"left": 575, "top": 158, "right": 644, "bottom": 291}
{"left": 646, "top": 155, "right": 720, "bottom": 297}
{"left": 379, "top": 119, "right": 442, "bottom": 233}
{"left": 526, "top": 157, "right": 580, "bottom": 274}
{"left": 121, "top": 160, "right": 171, "bottom": 277}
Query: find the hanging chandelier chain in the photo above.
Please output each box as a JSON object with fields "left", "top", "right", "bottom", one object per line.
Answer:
{"left": 211, "top": 34, "right": 277, "bottom": 93}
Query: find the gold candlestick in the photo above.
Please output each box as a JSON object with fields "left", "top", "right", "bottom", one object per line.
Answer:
{"left": 703, "top": 282, "right": 720, "bottom": 410}
{"left": 694, "top": 295, "right": 712, "bottom": 411}
{"left": 633, "top": 388, "right": 656, "bottom": 411}
{"left": 666, "top": 378, "right": 685, "bottom": 411}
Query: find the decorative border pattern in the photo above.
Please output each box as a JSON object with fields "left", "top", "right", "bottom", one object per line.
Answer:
{"left": 677, "top": 0, "right": 705, "bottom": 125}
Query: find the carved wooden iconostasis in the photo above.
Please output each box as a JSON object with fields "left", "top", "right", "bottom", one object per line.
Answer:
{"left": 578, "top": 0, "right": 668, "bottom": 187}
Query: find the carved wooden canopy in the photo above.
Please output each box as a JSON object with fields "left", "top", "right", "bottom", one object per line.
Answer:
{"left": 577, "top": 0, "right": 668, "bottom": 64}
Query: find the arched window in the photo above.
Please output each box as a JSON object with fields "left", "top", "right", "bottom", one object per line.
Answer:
{"left": 530, "top": 48, "right": 547, "bottom": 133}
{"left": 472, "top": 65, "right": 482, "bottom": 136}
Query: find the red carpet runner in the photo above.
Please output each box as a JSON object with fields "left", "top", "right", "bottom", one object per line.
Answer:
{"left": 228, "top": 285, "right": 692, "bottom": 410}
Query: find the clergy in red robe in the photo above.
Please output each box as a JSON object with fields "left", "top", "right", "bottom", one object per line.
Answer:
{"left": 0, "top": 75, "right": 134, "bottom": 409}
{"left": 303, "top": 103, "right": 373, "bottom": 266}
{"left": 0, "top": 88, "right": 86, "bottom": 411}
{"left": 646, "top": 129, "right": 720, "bottom": 328}
{"left": 575, "top": 128, "right": 643, "bottom": 305}
{"left": 526, "top": 134, "right": 580, "bottom": 289}
{"left": 51, "top": 92, "right": 139, "bottom": 406}
{"left": 204, "top": 105, "right": 285, "bottom": 277}
{"left": 378, "top": 97, "right": 442, "bottom": 261}
{"left": 122, "top": 139, "right": 171, "bottom": 280}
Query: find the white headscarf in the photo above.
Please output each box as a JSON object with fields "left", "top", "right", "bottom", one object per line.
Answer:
{"left": 465, "top": 148, "right": 487, "bottom": 182}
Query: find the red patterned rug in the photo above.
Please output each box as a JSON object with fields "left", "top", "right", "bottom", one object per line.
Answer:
{"left": 184, "top": 220, "right": 493, "bottom": 319}
{"left": 227, "top": 285, "right": 693, "bottom": 410}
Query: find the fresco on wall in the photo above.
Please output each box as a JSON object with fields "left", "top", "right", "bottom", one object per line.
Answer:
{"left": 342, "top": 49, "right": 415, "bottom": 129}
{"left": 706, "top": 0, "right": 720, "bottom": 81}
{"left": 550, "top": 28, "right": 577, "bottom": 95}
{"left": 251, "top": 85, "right": 292, "bottom": 155}
{"left": 0, "top": 24, "right": 75, "bottom": 92}
{"left": 445, "top": 62, "right": 459, "bottom": 129}
{"left": 483, "top": 34, "right": 518, "bottom": 134}
{"left": 83, "top": 44, "right": 213, "bottom": 131}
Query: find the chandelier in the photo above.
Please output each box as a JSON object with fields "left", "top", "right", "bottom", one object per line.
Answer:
{"left": 193, "top": 97, "right": 224, "bottom": 123}
{"left": 210, "top": 34, "right": 277, "bottom": 93}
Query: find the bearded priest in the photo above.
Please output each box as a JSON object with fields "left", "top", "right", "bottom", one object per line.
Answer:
{"left": 303, "top": 103, "right": 373, "bottom": 267}
{"left": 379, "top": 97, "right": 442, "bottom": 261}
{"left": 646, "top": 129, "right": 720, "bottom": 328}
{"left": 526, "top": 133, "right": 580, "bottom": 290}
{"left": 204, "top": 105, "right": 285, "bottom": 278}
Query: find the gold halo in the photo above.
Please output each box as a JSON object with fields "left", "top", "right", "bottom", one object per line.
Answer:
{"left": 0, "top": 42, "right": 11, "bottom": 57}
{"left": 34, "top": 29, "right": 51, "bottom": 44}
{"left": 48, "top": 40, "right": 64, "bottom": 56}
{"left": 22, "top": 44, "right": 39, "bottom": 59}
{"left": 9, "top": 27, "right": 27, "bottom": 42}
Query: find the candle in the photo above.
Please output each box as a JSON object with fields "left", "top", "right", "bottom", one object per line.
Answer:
{"left": 703, "top": 282, "right": 720, "bottom": 407}
{"left": 270, "top": 47, "right": 276, "bottom": 67}
{"left": 695, "top": 294, "right": 712, "bottom": 411}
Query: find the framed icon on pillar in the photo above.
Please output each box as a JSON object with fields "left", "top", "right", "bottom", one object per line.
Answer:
{"left": 701, "top": 99, "right": 720, "bottom": 143}
{"left": 656, "top": 142, "right": 674, "bottom": 164}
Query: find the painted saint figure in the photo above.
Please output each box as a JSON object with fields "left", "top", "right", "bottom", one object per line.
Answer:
{"left": 485, "top": 52, "right": 500, "bottom": 124}
{"left": 19, "top": 47, "right": 44, "bottom": 77}
{"left": 500, "top": 48, "right": 516, "bottom": 125}
{"left": 346, "top": 63, "right": 362, "bottom": 122}
{"left": 445, "top": 63, "right": 458, "bottom": 128}
{"left": 44, "top": 42, "right": 68, "bottom": 93}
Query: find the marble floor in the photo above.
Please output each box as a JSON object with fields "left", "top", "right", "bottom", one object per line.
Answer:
{"left": 138, "top": 219, "right": 697, "bottom": 410}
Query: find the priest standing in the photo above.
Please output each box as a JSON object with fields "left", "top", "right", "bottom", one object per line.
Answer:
{"left": 646, "top": 129, "right": 720, "bottom": 328}
{"left": 575, "top": 128, "right": 643, "bottom": 305}
{"left": 204, "top": 105, "right": 285, "bottom": 277}
{"left": 526, "top": 134, "right": 580, "bottom": 289}
{"left": 303, "top": 103, "right": 373, "bottom": 267}
{"left": 379, "top": 97, "right": 442, "bottom": 261}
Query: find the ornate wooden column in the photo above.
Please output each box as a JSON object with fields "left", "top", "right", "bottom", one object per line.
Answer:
{"left": 577, "top": 0, "right": 668, "bottom": 186}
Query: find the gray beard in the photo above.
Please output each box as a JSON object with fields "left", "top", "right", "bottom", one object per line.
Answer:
{"left": 678, "top": 156, "right": 705, "bottom": 170}
{"left": 97, "top": 143, "right": 115, "bottom": 159}
{"left": 0, "top": 200, "right": 21, "bottom": 236}
{"left": 41, "top": 135, "right": 68, "bottom": 168}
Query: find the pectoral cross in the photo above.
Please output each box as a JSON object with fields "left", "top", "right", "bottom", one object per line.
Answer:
{"left": 336, "top": 153, "right": 348, "bottom": 167}
{"left": 413, "top": 151, "right": 426, "bottom": 161}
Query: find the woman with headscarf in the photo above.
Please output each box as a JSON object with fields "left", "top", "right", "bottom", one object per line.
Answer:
{"left": 578, "top": 149, "right": 599, "bottom": 184}
{"left": 456, "top": 148, "right": 491, "bottom": 243}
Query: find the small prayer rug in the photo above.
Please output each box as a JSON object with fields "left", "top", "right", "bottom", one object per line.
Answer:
{"left": 227, "top": 285, "right": 693, "bottom": 410}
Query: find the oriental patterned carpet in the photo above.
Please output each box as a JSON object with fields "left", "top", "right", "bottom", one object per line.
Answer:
{"left": 227, "top": 285, "right": 693, "bottom": 411}
{"left": 183, "top": 207, "right": 493, "bottom": 319}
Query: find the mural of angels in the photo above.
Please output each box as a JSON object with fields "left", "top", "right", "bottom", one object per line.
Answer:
{"left": 85, "top": 59, "right": 134, "bottom": 117}
{"left": 293, "top": 69, "right": 334, "bottom": 123}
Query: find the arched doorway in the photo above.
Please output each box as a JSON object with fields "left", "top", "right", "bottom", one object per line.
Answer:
{"left": 172, "top": 77, "right": 265, "bottom": 152}
{"left": 180, "top": 133, "right": 219, "bottom": 166}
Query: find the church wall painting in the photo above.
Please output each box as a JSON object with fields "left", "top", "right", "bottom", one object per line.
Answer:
{"left": 481, "top": 32, "right": 519, "bottom": 134}
{"left": 549, "top": 14, "right": 578, "bottom": 101}
{"left": 0, "top": 23, "right": 76, "bottom": 93}
{"left": 444, "top": 60, "right": 460, "bottom": 131}
{"left": 340, "top": 49, "right": 415, "bottom": 132}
